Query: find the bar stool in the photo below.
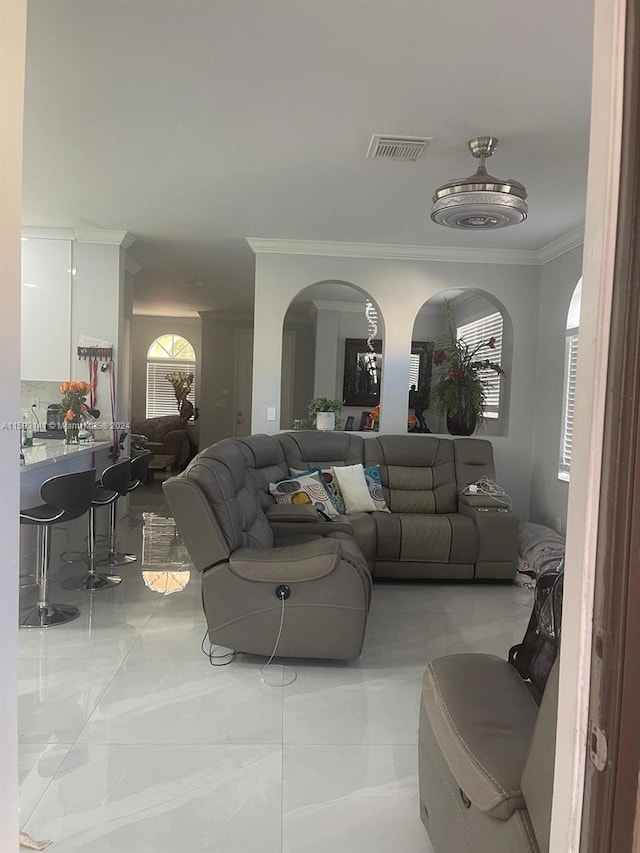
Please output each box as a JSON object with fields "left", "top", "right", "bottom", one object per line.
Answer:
{"left": 61, "top": 461, "right": 130, "bottom": 591}
{"left": 113, "top": 449, "right": 152, "bottom": 563}
{"left": 129, "top": 450, "right": 152, "bottom": 494}
{"left": 20, "top": 468, "right": 96, "bottom": 628}
{"left": 95, "top": 457, "right": 135, "bottom": 568}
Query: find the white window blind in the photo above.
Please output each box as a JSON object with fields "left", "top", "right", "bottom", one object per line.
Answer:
{"left": 560, "top": 333, "right": 578, "bottom": 475}
{"left": 146, "top": 360, "right": 196, "bottom": 418}
{"left": 456, "top": 311, "right": 504, "bottom": 418}
{"left": 409, "top": 353, "right": 420, "bottom": 389}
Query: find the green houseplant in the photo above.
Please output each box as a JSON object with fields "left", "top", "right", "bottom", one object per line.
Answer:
{"left": 307, "top": 397, "right": 343, "bottom": 431}
{"left": 431, "top": 304, "right": 505, "bottom": 435}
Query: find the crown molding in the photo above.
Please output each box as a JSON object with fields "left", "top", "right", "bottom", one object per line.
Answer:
{"left": 537, "top": 225, "right": 585, "bottom": 264}
{"left": 21, "top": 227, "right": 75, "bottom": 240}
{"left": 247, "top": 228, "right": 584, "bottom": 266}
{"left": 247, "top": 237, "right": 540, "bottom": 265}
{"left": 22, "top": 226, "right": 135, "bottom": 248}
{"left": 75, "top": 228, "right": 135, "bottom": 248}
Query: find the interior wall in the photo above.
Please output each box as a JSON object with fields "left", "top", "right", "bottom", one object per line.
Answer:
{"left": 529, "top": 245, "right": 583, "bottom": 533}
{"left": 0, "top": 1, "right": 26, "bottom": 845}
{"left": 252, "top": 252, "right": 541, "bottom": 519}
{"left": 283, "top": 316, "right": 315, "bottom": 424}
{"left": 130, "top": 315, "right": 202, "bottom": 425}
{"left": 199, "top": 313, "right": 253, "bottom": 448}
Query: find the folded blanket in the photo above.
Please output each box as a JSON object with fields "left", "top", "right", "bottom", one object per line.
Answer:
{"left": 519, "top": 522, "right": 565, "bottom": 577}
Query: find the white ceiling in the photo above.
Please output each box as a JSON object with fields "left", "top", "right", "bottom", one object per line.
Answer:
{"left": 22, "top": 0, "right": 594, "bottom": 317}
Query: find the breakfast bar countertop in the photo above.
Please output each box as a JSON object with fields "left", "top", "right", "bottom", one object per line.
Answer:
{"left": 20, "top": 438, "right": 112, "bottom": 472}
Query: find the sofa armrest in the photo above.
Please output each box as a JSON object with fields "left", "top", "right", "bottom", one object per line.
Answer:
{"left": 423, "top": 654, "right": 538, "bottom": 819}
{"left": 265, "top": 504, "right": 327, "bottom": 523}
{"left": 458, "top": 492, "right": 511, "bottom": 510}
{"left": 266, "top": 504, "right": 354, "bottom": 539}
{"left": 459, "top": 500, "right": 519, "bottom": 579}
{"left": 229, "top": 538, "right": 343, "bottom": 582}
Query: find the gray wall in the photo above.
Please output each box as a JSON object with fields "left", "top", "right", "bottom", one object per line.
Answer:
{"left": 529, "top": 246, "right": 583, "bottom": 532}
{"left": 130, "top": 315, "right": 202, "bottom": 425}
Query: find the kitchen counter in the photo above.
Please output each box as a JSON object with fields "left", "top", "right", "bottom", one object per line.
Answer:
{"left": 20, "top": 438, "right": 111, "bottom": 472}
{"left": 20, "top": 438, "right": 112, "bottom": 509}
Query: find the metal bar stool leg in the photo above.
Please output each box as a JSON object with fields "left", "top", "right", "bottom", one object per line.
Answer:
{"left": 21, "top": 526, "right": 81, "bottom": 628}
{"left": 62, "top": 506, "right": 121, "bottom": 591}
{"left": 95, "top": 498, "right": 137, "bottom": 567}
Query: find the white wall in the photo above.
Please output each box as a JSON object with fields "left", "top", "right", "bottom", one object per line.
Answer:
{"left": 0, "top": 2, "right": 26, "bottom": 848}
{"left": 530, "top": 246, "right": 583, "bottom": 532}
{"left": 130, "top": 315, "right": 202, "bottom": 424}
{"left": 198, "top": 313, "right": 253, "bottom": 448}
{"left": 252, "top": 252, "right": 541, "bottom": 519}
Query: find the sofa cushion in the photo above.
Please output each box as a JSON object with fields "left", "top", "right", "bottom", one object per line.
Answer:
{"left": 269, "top": 472, "right": 341, "bottom": 518}
{"left": 423, "top": 654, "right": 539, "bottom": 820}
{"left": 331, "top": 464, "right": 376, "bottom": 513}
{"left": 374, "top": 512, "right": 476, "bottom": 563}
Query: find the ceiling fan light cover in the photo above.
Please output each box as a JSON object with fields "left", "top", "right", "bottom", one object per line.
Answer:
{"left": 431, "top": 137, "right": 528, "bottom": 230}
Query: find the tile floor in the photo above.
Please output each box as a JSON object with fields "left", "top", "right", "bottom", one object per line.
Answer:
{"left": 18, "top": 483, "right": 534, "bottom": 853}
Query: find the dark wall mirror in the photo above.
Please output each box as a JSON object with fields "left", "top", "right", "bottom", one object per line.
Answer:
{"left": 342, "top": 339, "right": 433, "bottom": 408}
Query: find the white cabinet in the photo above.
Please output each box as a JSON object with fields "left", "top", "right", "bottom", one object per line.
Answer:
{"left": 21, "top": 238, "right": 72, "bottom": 381}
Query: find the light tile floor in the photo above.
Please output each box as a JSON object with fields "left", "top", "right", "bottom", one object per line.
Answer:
{"left": 18, "top": 483, "right": 534, "bottom": 853}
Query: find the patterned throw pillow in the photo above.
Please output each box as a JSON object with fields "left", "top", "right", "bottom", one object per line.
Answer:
{"left": 269, "top": 472, "right": 341, "bottom": 518}
{"left": 289, "top": 467, "right": 345, "bottom": 515}
{"left": 363, "top": 465, "right": 390, "bottom": 512}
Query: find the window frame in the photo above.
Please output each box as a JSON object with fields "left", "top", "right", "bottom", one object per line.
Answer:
{"left": 145, "top": 334, "right": 196, "bottom": 419}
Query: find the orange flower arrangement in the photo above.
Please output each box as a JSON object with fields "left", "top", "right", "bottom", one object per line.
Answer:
{"left": 60, "top": 381, "right": 91, "bottom": 423}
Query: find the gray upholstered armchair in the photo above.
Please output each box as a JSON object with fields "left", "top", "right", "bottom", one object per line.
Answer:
{"left": 163, "top": 437, "right": 371, "bottom": 660}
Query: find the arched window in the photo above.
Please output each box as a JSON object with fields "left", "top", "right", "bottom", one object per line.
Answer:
{"left": 146, "top": 334, "right": 196, "bottom": 418}
{"left": 559, "top": 279, "right": 582, "bottom": 480}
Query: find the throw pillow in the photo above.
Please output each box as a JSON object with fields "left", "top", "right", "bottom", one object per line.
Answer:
{"left": 331, "top": 464, "right": 376, "bottom": 513}
{"left": 290, "top": 467, "right": 346, "bottom": 515}
{"left": 363, "top": 464, "right": 390, "bottom": 512}
{"left": 269, "top": 472, "right": 341, "bottom": 519}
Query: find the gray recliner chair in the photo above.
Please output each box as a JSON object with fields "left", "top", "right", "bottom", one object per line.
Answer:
{"left": 163, "top": 437, "right": 372, "bottom": 660}
{"left": 418, "top": 654, "right": 559, "bottom": 853}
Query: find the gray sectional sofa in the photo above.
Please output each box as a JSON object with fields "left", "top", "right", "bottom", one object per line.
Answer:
{"left": 163, "top": 431, "right": 518, "bottom": 660}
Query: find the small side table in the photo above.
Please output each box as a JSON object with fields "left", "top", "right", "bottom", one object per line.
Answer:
{"left": 146, "top": 454, "right": 176, "bottom": 482}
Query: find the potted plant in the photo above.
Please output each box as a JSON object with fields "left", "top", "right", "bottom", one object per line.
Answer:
{"left": 431, "top": 303, "right": 505, "bottom": 435}
{"left": 307, "top": 397, "right": 343, "bottom": 431}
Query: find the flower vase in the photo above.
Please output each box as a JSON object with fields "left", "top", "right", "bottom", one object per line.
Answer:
{"left": 64, "top": 420, "right": 81, "bottom": 444}
{"left": 446, "top": 408, "right": 477, "bottom": 436}
{"left": 315, "top": 411, "right": 336, "bottom": 431}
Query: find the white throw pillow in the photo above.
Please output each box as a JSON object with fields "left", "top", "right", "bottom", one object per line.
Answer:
{"left": 331, "top": 464, "right": 376, "bottom": 513}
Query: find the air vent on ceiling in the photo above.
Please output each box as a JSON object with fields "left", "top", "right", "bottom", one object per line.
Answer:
{"left": 366, "top": 134, "right": 433, "bottom": 161}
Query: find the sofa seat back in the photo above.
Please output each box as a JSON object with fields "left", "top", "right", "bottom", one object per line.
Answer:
{"left": 163, "top": 437, "right": 274, "bottom": 572}
{"left": 237, "top": 434, "right": 290, "bottom": 511}
{"left": 277, "top": 431, "right": 365, "bottom": 472}
{"left": 364, "top": 435, "right": 458, "bottom": 514}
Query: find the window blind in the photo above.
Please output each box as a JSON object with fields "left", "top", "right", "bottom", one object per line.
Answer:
{"left": 456, "top": 311, "right": 503, "bottom": 418}
{"left": 560, "top": 333, "right": 578, "bottom": 474}
{"left": 409, "top": 353, "right": 421, "bottom": 389}
{"left": 146, "top": 360, "right": 196, "bottom": 418}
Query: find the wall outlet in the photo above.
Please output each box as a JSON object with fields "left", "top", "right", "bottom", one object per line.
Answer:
{"left": 30, "top": 397, "right": 39, "bottom": 410}
{"left": 555, "top": 516, "right": 563, "bottom": 535}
